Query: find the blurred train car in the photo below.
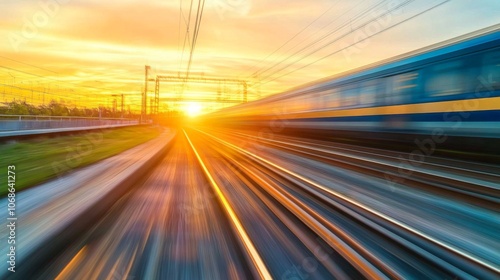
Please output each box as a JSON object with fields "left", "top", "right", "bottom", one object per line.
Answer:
{"left": 204, "top": 25, "right": 500, "bottom": 157}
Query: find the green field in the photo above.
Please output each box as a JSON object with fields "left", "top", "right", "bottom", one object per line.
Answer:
{"left": 1, "top": 125, "right": 162, "bottom": 195}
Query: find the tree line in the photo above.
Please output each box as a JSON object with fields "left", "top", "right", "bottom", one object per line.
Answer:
{"left": 0, "top": 100, "right": 139, "bottom": 118}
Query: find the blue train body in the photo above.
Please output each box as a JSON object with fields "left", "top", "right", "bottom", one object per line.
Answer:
{"left": 209, "top": 25, "right": 500, "bottom": 141}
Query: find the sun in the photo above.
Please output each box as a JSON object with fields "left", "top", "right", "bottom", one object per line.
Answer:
{"left": 184, "top": 102, "right": 203, "bottom": 117}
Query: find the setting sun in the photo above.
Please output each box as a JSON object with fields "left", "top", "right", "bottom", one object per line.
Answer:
{"left": 184, "top": 102, "right": 203, "bottom": 117}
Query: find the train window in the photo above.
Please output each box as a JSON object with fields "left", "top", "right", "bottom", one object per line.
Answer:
{"left": 425, "top": 59, "right": 470, "bottom": 96}
{"left": 323, "top": 88, "right": 340, "bottom": 109}
{"left": 340, "top": 84, "right": 359, "bottom": 107}
{"left": 359, "top": 79, "right": 378, "bottom": 106}
{"left": 303, "top": 94, "right": 318, "bottom": 111}
{"left": 479, "top": 50, "right": 500, "bottom": 91}
{"left": 310, "top": 92, "right": 324, "bottom": 110}
{"left": 386, "top": 72, "right": 418, "bottom": 105}
{"left": 314, "top": 90, "right": 329, "bottom": 109}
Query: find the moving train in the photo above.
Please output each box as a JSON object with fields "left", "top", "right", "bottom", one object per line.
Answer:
{"left": 205, "top": 25, "right": 500, "bottom": 155}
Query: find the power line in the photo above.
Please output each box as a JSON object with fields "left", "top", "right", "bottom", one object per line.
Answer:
{"left": 0, "top": 55, "right": 59, "bottom": 74}
{"left": 249, "top": 0, "right": 413, "bottom": 87}
{"left": 253, "top": 0, "right": 449, "bottom": 88}
{"left": 0, "top": 55, "right": 145, "bottom": 85}
{"left": 177, "top": 0, "right": 183, "bottom": 71}
{"left": 250, "top": 0, "right": 392, "bottom": 82}
{"left": 178, "top": 0, "right": 195, "bottom": 77}
{"left": 239, "top": 0, "right": 346, "bottom": 78}
{"left": 185, "top": 0, "right": 206, "bottom": 80}
{"left": 0, "top": 62, "right": 145, "bottom": 111}
{"left": 0, "top": 64, "right": 143, "bottom": 94}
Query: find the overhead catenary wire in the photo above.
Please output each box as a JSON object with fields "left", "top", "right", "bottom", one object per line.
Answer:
{"left": 177, "top": 0, "right": 183, "bottom": 74}
{"left": 185, "top": 0, "right": 206, "bottom": 80}
{"left": 248, "top": 0, "right": 420, "bottom": 89}
{"left": 178, "top": 0, "right": 206, "bottom": 98}
{"left": 0, "top": 62, "right": 145, "bottom": 110}
{"left": 252, "top": 0, "right": 450, "bottom": 88}
{"left": 0, "top": 55, "right": 59, "bottom": 74}
{"left": 239, "top": 0, "right": 347, "bottom": 78}
{"left": 249, "top": 0, "right": 398, "bottom": 84}
{"left": 0, "top": 65, "right": 128, "bottom": 93}
{"left": 178, "top": 0, "right": 195, "bottom": 77}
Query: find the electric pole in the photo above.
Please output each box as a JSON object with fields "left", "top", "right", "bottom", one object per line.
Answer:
{"left": 143, "top": 65, "right": 150, "bottom": 123}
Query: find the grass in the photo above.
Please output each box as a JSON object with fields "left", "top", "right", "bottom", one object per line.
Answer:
{"left": 1, "top": 125, "right": 162, "bottom": 195}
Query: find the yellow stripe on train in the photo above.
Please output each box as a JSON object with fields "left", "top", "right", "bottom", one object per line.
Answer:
{"left": 286, "top": 96, "right": 500, "bottom": 119}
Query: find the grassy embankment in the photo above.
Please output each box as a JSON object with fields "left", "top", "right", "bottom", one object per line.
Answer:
{"left": 1, "top": 125, "right": 162, "bottom": 195}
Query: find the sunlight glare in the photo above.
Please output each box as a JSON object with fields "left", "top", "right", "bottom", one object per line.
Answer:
{"left": 184, "top": 102, "right": 203, "bottom": 117}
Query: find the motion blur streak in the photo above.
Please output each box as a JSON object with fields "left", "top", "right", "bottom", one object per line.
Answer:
{"left": 183, "top": 129, "right": 273, "bottom": 280}
{"left": 4, "top": 125, "right": 499, "bottom": 279}
{"left": 192, "top": 127, "right": 499, "bottom": 278}
{"left": 193, "top": 128, "right": 388, "bottom": 279}
{"left": 1, "top": 27, "right": 497, "bottom": 280}
{"left": 54, "top": 246, "right": 86, "bottom": 280}
{"left": 194, "top": 128, "right": 498, "bottom": 273}
{"left": 36, "top": 133, "right": 253, "bottom": 279}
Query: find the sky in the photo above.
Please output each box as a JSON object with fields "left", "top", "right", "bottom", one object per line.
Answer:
{"left": 0, "top": 0, "right": 499, "bottom": 114}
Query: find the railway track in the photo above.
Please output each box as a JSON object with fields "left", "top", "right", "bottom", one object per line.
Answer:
{"left": 6, "top": 128, "right": 498, "bottom": 279}
{"left": 189, "top": 128, "right": 499, "bottom": 279}
{"left": 214, "top": 128, "right": 500, "bottom": 208}
{"left": 35, "top": 132, "right": 262, "bottom": 279}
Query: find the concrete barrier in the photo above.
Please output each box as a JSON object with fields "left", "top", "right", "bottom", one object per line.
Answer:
{"left": 0, "top": 115, "right": 139, "bottom": 131}
{"left": 0, "top": 129, "right": 176, "bottom": 279}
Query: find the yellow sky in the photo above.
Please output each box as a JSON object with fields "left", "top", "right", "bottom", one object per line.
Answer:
{"left": 0, "top": 0, "right": 499, "bottom": 113}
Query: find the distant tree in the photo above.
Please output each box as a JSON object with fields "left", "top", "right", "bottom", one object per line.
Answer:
{"left": 48, "top": 100, "right": 69, "bottom": 116}
{"left": 0, "top": 102, "right": 10, "bottom": 114}
{"left": 38, "top": 105, "right": 52, "bottom": 116}
{"left": 7, "top": 101, "right": 30, "bottom": 115}
{"left": 0, "top": 100, "right": 139, "bottom": 119}
{"left": 69, "top": 107, "right": 83, "bottom": 116}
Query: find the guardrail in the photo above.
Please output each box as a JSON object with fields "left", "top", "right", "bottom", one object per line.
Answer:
{"left": 0, "top": 115, "right": 139, "bottom": 131}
